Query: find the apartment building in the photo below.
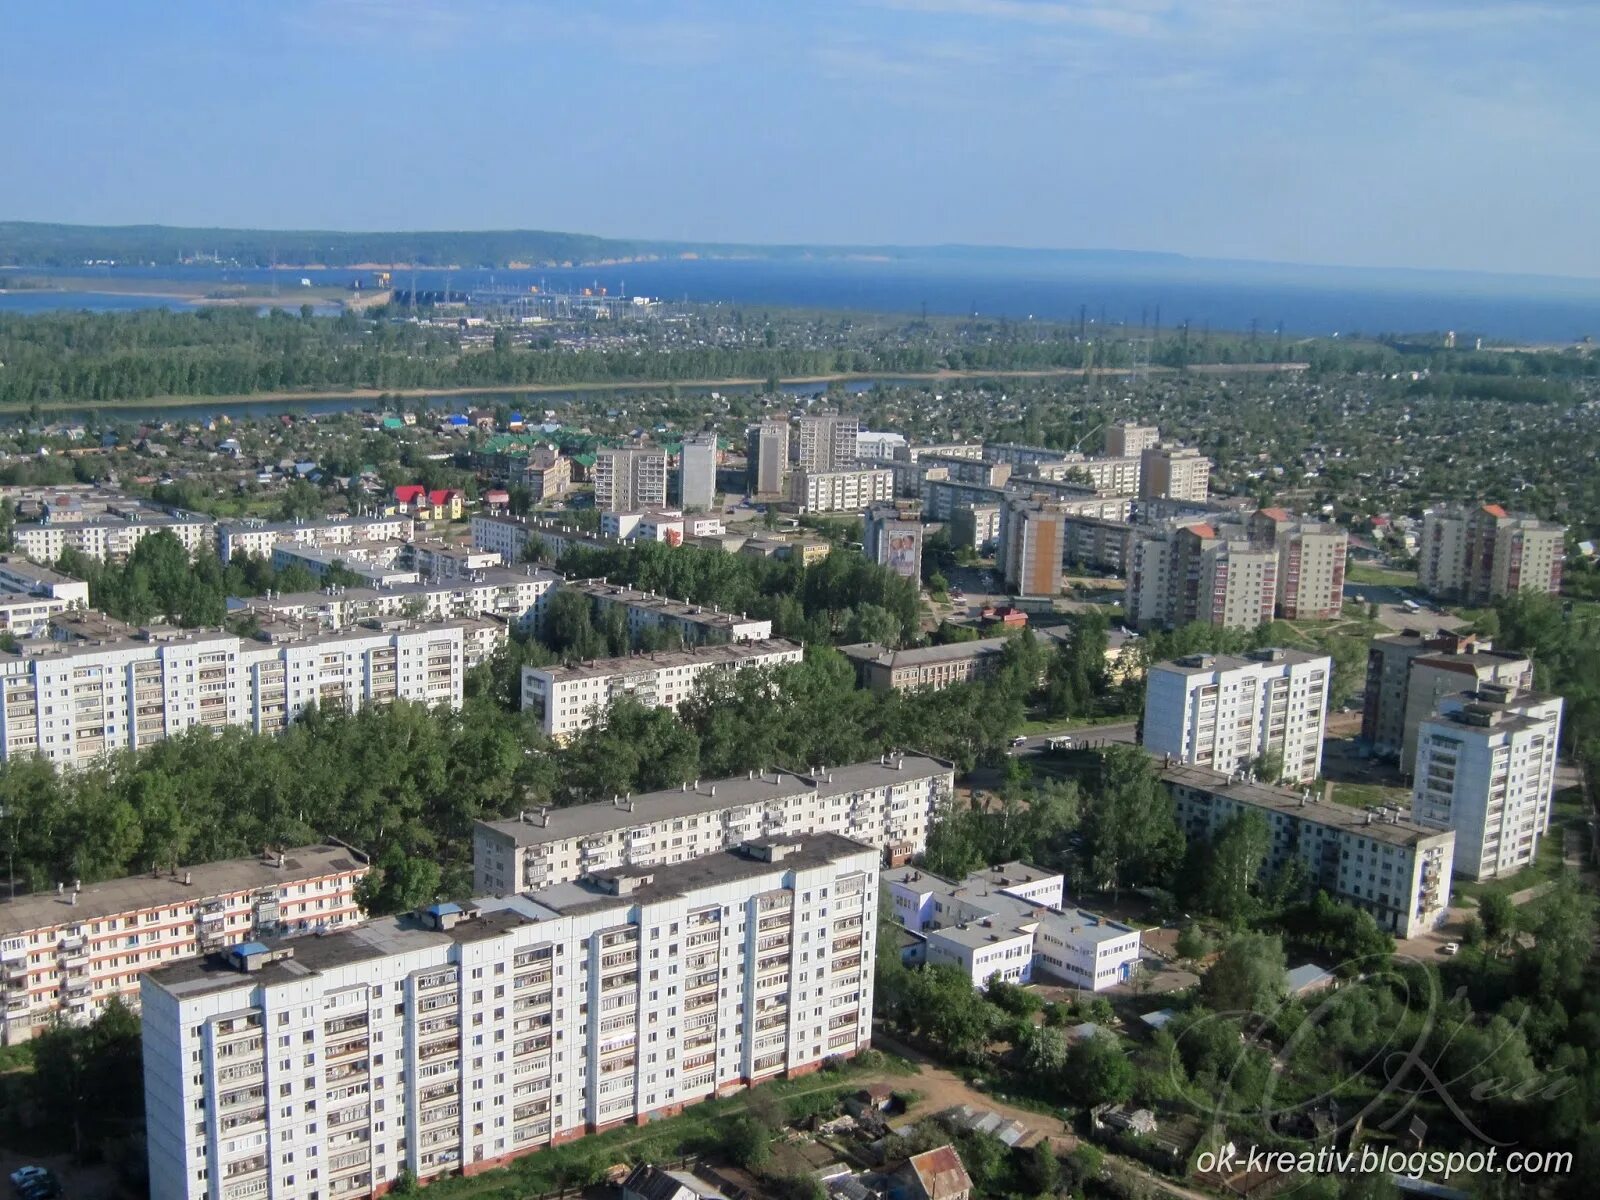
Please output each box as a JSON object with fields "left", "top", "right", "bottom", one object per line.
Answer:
{"left": 1105, "top": 423, "right": 1161, "bottom": 459}
{"left": 1419, "top": 503, "right": 1565, "bottom": 604}
{"left": 270, "top": 542, "right": 419, "bottom": 589}
{"left": 143, "top": 835, "right": 879, "bottom": 1200}
{"left": 886, "top": 862, "right": 1138, "bottom": 990}
{"left": 227, "top": 566, "right": 562, "bottom": 635}
{"left": 1143, "top": 648, "right": 1332, "bottom": 784}
{"left": 982, "top": 443, "right": 1068, "bottom": 469}
{"left": 1159, "top": 761, "right": 1455, "bottom": 938}
{"left": 15, "top": 514, "right": 215, "bottom": 564}
{"left": 473, "top": 753, "right": 955, "bottom": 893}
{"left": 746, "top": 421, "right": 790, "bottom": 496}
{"left": 1061, "top": 515, "right": 1136, "bottom": 574}
{"left": 594, "top": 447, "right": 670, "bottom": 513}
{"left": 677, "top": 433, "right": 720, "bottom": 511}
{"left": 1411, "top": 685, "right": 1563, "bottom": 881}
{"left": 997, "top": 497, "right": 1064, "bottom": 597}
{"left": 565, "top": 580, "right": 774, "bottom": 645}
{"left": 1250, "top": 509, "right": 1348, "bottom": 619}
{"left": 795, "top": 414, "right": 859, "bottom": 473}
{"left": 0, "top": 556, "right": 90, "bottom": 636}
{"left": 470, "top": 515, "right": 612, "bottom": 566}
{"left": 789, "top": 468, "right": 893, "bottom": 514}
{"left": 1139, "top": 446, "right": 1212, "bottom": 503}
{"left": 409, "top": 543, "right": 504, "bottom": 580}
{"left": 516, "top": 446, "right": 572, "bottom": 501}
{"left": 0, "top": 620, "right": 468, "bottom": 768}
{"left": 1025, "top": 455, "right": 1141, "bottom": 497}
{"left": 1126, "top": 523, "right": 1277, "bottom": 631}
{"left": 521, "top": 639, "right": 803, "bottom": 739}
{"left": 838, "top": 639, "right": 1012, "bottom": 693}
{"left": 923, "top": 480, "right": 1008, "bottom": 523}
{"left": 950, "top": 504, "right": 1002, "bottom": 554}
{"left": 863, "top": 504, "right": 924, "bottom": 582}
{"left": 217, "top": 516, "right": 416, "bottom": 564}
{"left": 921, "top": 454, "right": 1011, "bottom": 489}
{"left": 1, "top": 844, "right": 366, "bottom": 1045}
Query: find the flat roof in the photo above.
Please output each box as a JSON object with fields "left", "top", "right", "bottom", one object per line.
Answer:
{"left": 477, "top": 753, "right": 954, "bottom": 852}
{"left": 227, "top": 565, "right": 561, "bottom": 611}
{"left": 1040, "top": 909, "right": 1138, "bottom": 945}
{"left": 1151, "top": 647, "right": 1329, "bottom": 676}
{"left": 530, "top": 638, "right": 800, "bottom": 683}
{"left": 520, "top": 833, "right": 874, "bottom": 919}
{"left": 0, "top": 844, "right": 365, "bottom": 938}
{"left": 567, "top": 579, "right": 766, "bottom": 628}
{"left": 1157, "top": 761, "right": 1447, "bottom": 847}
{"left": 837, "top": 638, "right": 1012, "bottom": 670}
{"left": 0, "top": 557, "right": 81, "bottom": 587}
{"left": 218, "top": 515, "right": 411, "bottom": 535}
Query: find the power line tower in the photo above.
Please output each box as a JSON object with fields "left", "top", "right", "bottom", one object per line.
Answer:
{"left": 1126, "top": 336, "right": 1152, "bottom": 384}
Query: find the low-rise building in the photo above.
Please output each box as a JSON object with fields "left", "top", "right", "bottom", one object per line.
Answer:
{"left": 143, "top": 835, "right": 879, "bottom": 1200}
{"left": 1142, "top": 648, "right": 1331, "bottom": 784}
{"left": 0, "top": 556, "right": 90, "bottom": 635}
{"left": 1, "top": 844, "right": 367, "bottom": 1044}
{"left": 520, "top": 639, "right": 804, "bottom": 739}
{"left": 838, "top": 638, "right": 1012, "bottom": 692}
{"left": 1159, "top": 761, "right": 1454, "bottom": 937}
{"left": 474, "top": 754, "right": 955, "bottom": 893}
{"left": 886, "top": 861, "right": 1139, "bottom": 990}
{"left": 227, "top": 565, "right": 561, "bottom": 634}
{"left": 217, "top": 515, "right": 415, "bottom": 563}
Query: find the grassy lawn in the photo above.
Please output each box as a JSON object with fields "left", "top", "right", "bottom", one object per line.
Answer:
{"left": 1327, "top": 780, "right": 1412, "bottom": 809}
{"left": 1452, "top": 833, "right": 1570, "bottom": 906}
{"left": 1346, "top": 564, "right": 1419, "bottom": 588}
{"left": 1017, "top": 711, "right": 1134, "bottom": 735}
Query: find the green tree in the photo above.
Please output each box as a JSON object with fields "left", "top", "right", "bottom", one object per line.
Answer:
{"left": 1200, "top": 932, "right": 1288, "bottom": 1016}
{"left": 1065, "top": 1032, "right": 1135, "bottom": 1107}
{"left": 357, "top": 842, "right": 443, "bottom": 915}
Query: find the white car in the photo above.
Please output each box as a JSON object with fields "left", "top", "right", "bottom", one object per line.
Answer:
{"left": 1010, "top": 736, "right": 1027, "bottom": 747}
{"left": 1441, "top": 942, "right": 1461, "bottom": 956}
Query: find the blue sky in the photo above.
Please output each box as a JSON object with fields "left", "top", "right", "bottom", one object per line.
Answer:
{"left": 2, "top": 0, "right": 1597, "bottom": 276}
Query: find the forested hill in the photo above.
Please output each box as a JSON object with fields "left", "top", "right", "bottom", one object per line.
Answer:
{"left": 0, "top": 221, "right": 687, "bottom": 268}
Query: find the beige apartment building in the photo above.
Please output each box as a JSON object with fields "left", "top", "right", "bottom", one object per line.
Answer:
{"left": 1127, "top": 522, "right": 1276, "bottom": 630}
{"left": 594, "top": 447, "right": 669, "bottom": 512}
{"left": 1139, "top": 445, "right": 1212, "bottom": 502}
{"left": 1419, "top": 503, "right": 1564, "bottom": 605}
{"left": 747, "top": 420, "right": 790, "bottom": 495}
{"left": 473, "top": 753, "right": 955, "bottom": 893}
{"left": 1105, "top": 422, "right": 1161, "bottom": 459}
{"left": 795, "top": 414, "right": 859, "bottom": 473}
{"left": 1251, "top": 509, "right": 1348, "bottom": 619}
{"left": 1, "top": 844, "right": 367, "bottom": 1044}
{"left": 789, "top": 468, "right": 893, "bottom": 514}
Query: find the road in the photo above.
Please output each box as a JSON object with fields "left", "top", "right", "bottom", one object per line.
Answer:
{"left": 1008, "top": 721, "right": 1140, "bottom": 757}
{"left": 1343, "top": 582, "right": 1469, "bottom": 633}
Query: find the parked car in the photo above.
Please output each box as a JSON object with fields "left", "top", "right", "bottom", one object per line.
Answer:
{"left": 1441, "top": 942, "right": 1461, "bottom": 956}
{"left": 1010, "top": 735, "right": 1027, "bottom": 747}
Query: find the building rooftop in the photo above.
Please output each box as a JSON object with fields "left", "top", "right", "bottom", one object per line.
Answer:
{"left": 530, "top": 638, "right": 801, "bottom": 683}
{"left": 566, "top": 579, "right": 766, "bottom": 629}
{"left": 514, "top": 833, "right": 874, "bottom": 919}
{"left": 0, "top": 556, "right": 82, "bottom": 589}
{"left": 0, "top": 844, "right": 366, "bottom": 938}
{"left": 1153, "top": 647, "right": 1329, "bottom": 676}
{"left": 218, "top": 514, "right": 411, "bottom": 536}
{"left": 1156, "top": 761, "right": 1450, "bottom": 847}
{"left": 837, "top": 638, "right": 1012, "bottom": 670}
{"left": 477, "top": 753, "right": 954, "bottom": 854}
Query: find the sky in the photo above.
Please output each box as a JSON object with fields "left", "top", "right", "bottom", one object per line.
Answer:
{"left": 2, "top": 0, "right": 1598, "bottom": 277}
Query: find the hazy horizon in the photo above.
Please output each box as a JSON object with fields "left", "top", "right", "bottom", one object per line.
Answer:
{"left": 3, "top": 2, "right": 1597, "bottom": 279}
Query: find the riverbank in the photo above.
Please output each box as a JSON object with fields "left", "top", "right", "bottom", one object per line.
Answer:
{"left": 18, "top": 361, "right": 1312, "bottom": 416}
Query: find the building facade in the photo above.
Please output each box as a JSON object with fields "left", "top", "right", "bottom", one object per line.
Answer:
{"left": 838, "top": 639, "right": 1012, "bottom": 693}
{"left": 520, "top": 639, "right": 804, "bottom": 739}
{"left": 795, "top": 414, "right": 859, "bottom": 474}
{"left": 1139, "top": 446, "right": 1212, "bottom": 503}
{"left": 0, "top": 621, "right": 468, "bottom": 768}
{"left": 789, "top": 469, "right": 894, "bottom": 514}
{"left": 1104, "top": 423, "right": 1160, "bottom": 459}
{"left": 594, "top": 447, "right": 670, "bottom": 513}
{"left": 1160, "top": 762, "right": 1454, "bottom": 938}
{"left": 678, "top": 433, "right": 719, "bottom": 511}
{"left": 1126, "top": 523, "right": 1276, "bottom": 631}
{"left": 143, "top": 836, "right": 879, "bottom": 1200}
{"left": 997, "top": 498, "right": 1064, "bottom": 597}
{"left": 15, "top": 514, "right": 216, "bottom": 564}
{"left": 1419, "top": 503, "right": 1565, "bottom": 604}
{"left": 863, "top": 504, "right": 924, "bottom": 582}
{"left": 1250, "top": 510, "right": 1348, "bottom": 620}
{"left": 474, "top": 754, "right": 954, "bottom": 894}
{"left": 216, "top": 516, "right": 415, "bottom": 564}
{"left": 1410, "top": 685, "right": 1563, "bottom": 881}
{"left": 565, "top": 579, "right": 773, "bottom": 645}
{"left": 1142, "top": 648, "right": 1331, "bottom": 784}
{"left": 747, "top": 421, "right": 790, "bottom": 496}
{"left": 1, "top": 844, "right": 366, "bottom": 1045}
